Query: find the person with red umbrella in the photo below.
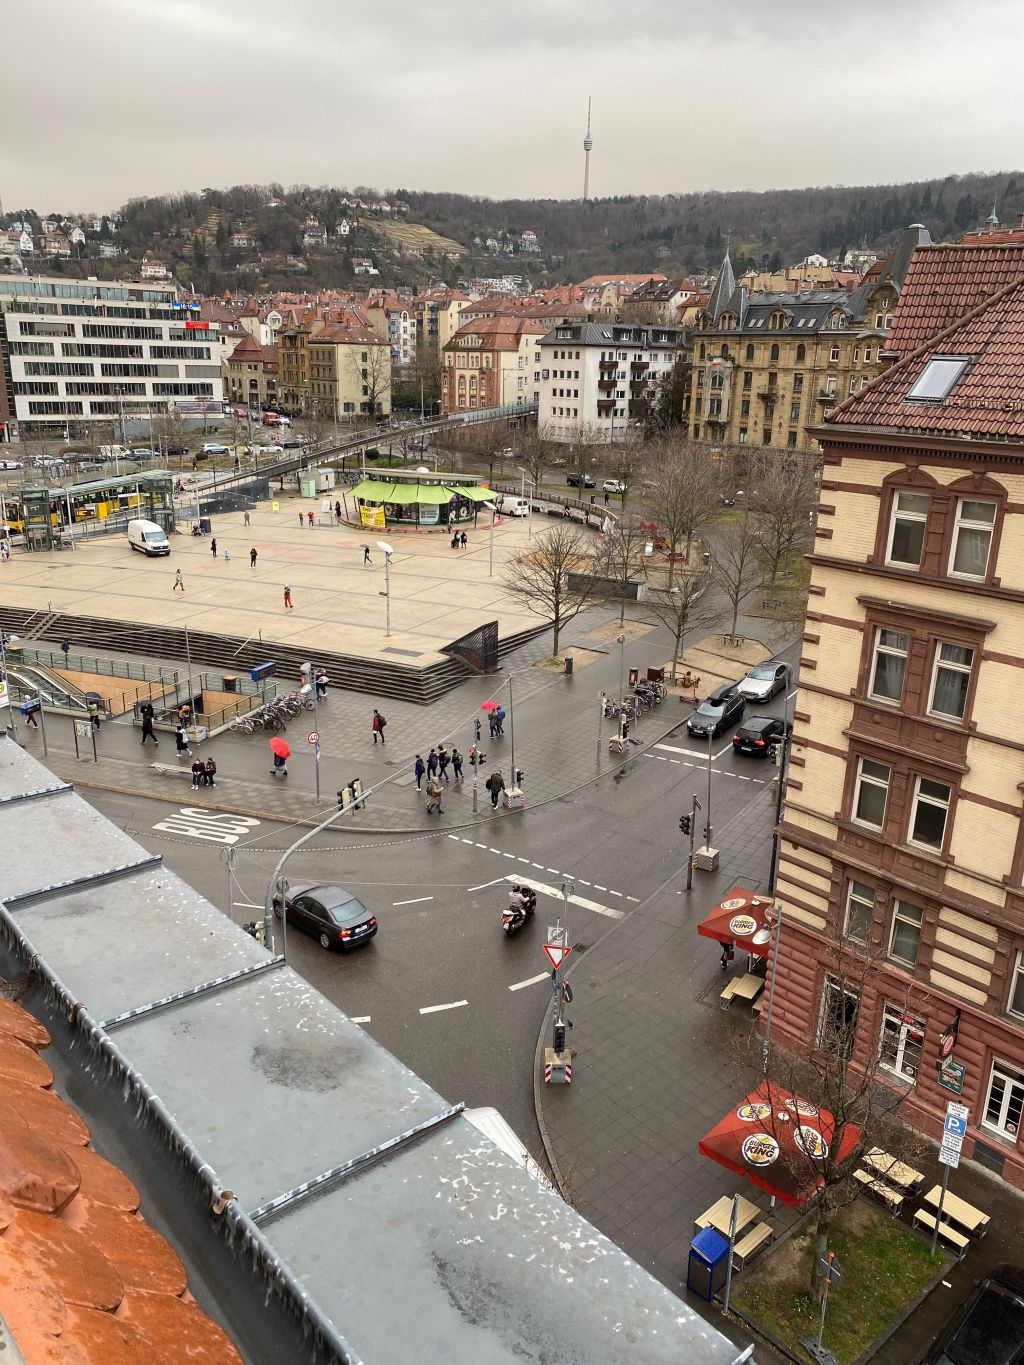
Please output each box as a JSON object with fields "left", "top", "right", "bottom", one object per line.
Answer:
{"left": 270, "top": 736, "right": 290, "bottom": 779}
{"left": 481, "top": 698, "right": 499, "bottom": 739}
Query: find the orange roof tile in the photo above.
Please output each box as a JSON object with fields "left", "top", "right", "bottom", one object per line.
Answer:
{"left": 884, "top": 243, "right": 1024, "bottom": 360}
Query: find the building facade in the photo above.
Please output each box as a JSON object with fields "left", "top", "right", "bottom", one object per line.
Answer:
{"left": 308, "top": 323, "right": 392, "bottom": 419}
{"left": 440, "top": 315, "right": 545, "bottom": 415}
{"left": 536, "top": 319, "right": 686, "bottom": 443}
{"left": 0, "top": 274, "right": 223, "bottom": 433}
{"left": 772, "top": 272, "right": 1024, "bottom": 1189}
{"left": 223, "top": 333, "right": 278, "bottom": 410}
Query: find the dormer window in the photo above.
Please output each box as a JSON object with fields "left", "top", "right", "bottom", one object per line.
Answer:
{"left": 719, "top": 312, "right": 735, "bottom": 330}
{"left": 769, "top": 310, "right": 786, "bottom": 329}
{"left": 829, "top": 312, "right": 846, "bottom": 330}
{"left": 906, "top": 355, "right": 971, "bottom": 402}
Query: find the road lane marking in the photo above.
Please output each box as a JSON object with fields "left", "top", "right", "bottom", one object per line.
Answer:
{"left": 232, "top": 900, "right": 264, "bottom": 910}
{"left": 594, "top": 884, "right": 607, "bottom": 891}
{"left": 468, "top": 878, "right": 506, "bottom": 891}
{"left": 351, "top": 1016, "right": 371, "bottom": 1023}
{"left": 546, "top": 867, "right": 560, "bottom": 874}
{"left": 502, "top": 875, "right": 624, "bottom": 920}
{"left": 626, "top": 895, "right": 640, "bottom": 902}
{"left": 508, "top": 972, "right": 550, "bottom": 992}
{"left": 419, "top": 1000, "right": 469, "bottom": 1015}
{"left": 392, "top": 895, "right": 433, "bottom": 906}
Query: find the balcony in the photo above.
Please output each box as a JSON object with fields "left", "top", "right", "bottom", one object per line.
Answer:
{"left": 596, "top": 397, "right": 615, "bottom": 411}
{"left": 816, "top": 387, "right": 838, "bottom": 403}
{"left": 757, "top": 385, "right": 779, "bottom": 401}
{"left": 598, "top": 377, "right": 616, "bottom": 392}
{"left": 630, "top": 360, "right": 649, "bottom": 374}
{"left": 629, "top": 376, "right": 649, "bottom": 390}
{"left": 599, "top": 358, "right": 616, "bottom": 372}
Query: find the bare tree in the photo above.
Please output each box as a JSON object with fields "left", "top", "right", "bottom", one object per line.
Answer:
{"left": 445, "top": 418, "right": 508, "bottom": 482}
{"left": 301, "top": 397, "right": 328, "bottom": 450}
{"left": 643, "top": 438, "right": 724, "bottom": 585}
{"left": 501, "top": 523, "right": 596, "bottom": 657}
{"left": 747, "top": 450, "right": 819, "bottom": 594}
{"left": 563, "top": 418, "right": 602, "bottom": 492}
{"left": 714, "top": 513, "right": 763, "bottom": 639}
{"left": 642, "top": 568, "right": 719, "bottom": 683}
{"left": 348, "top": 343, "right": 392, "bottom": 422}
{"left": 511, "top": 432, "right": 549, "bottom": 493}
{"left": 593, "top": 514, "right": 650, "bottom": 625}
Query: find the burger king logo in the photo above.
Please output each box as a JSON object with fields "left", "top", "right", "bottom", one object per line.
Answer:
{"left": 785, "top": 1098, "right": 820, "bottom": 1118}
{"left": 720, "top": 897, "right": 748, "bottom": 912}
{"left": 728, "top": 914, "right": 758, "bottom": 937}
{"left": 792, "top": 1126, "right": 829, "bottom": 1160}
{"left": 741, "top": 1133, "right": 780, "bottom": 1167}
{"left": 736, "top": 1101, "right": 772, "bottom": 1122}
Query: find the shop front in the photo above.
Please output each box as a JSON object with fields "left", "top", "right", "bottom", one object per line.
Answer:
{"left": 349, "top": 474, "right": 495, "bottom": 529}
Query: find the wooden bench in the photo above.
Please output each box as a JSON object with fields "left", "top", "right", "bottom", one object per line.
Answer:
{"left": 913, "top": 1208, "right": 970, "bottom": 1256}
{"left": 854, "top": 1168, "right": 904, "bottom": 1216}
{"left": 150, "top": 763, "right": 193, "bottom": 780}
{"left": 921, "top": 1185, "right": 990, "bottom": 1237}
{"left": 863, "top": 1147, "right": 925, "bottom": 1195}
{"left": 720, "top": 978, "right": 740, "bottom": 1007}
{"left": 732, "top": 1222, "right": 773, "bottom": 1269}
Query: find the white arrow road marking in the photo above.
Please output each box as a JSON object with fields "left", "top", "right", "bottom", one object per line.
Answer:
{"left": 392, "top": 895, "right": 433, "bottom": 906}
{"left": 502, "top": 874, "right": 624, "bottom": 920}
{"left": 350, "top": 1016, "right": 371, "bottom": 1023}
{"left": 419, "top": 1000, "right": 469, "bottom": 1015}
{"left": 508, "top": 972, "right": 550, "bottom": 992}
{"left": 468, "top": 877, "right": 506, "bottom": 892}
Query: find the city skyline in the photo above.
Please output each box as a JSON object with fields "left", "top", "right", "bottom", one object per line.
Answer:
{"left": 3, "top": 0, "right": 1023, "bottom": 211}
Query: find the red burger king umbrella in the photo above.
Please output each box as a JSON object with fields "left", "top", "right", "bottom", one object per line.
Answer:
{"left": 698, "top": 1082, "right": 861, "bottom": 1207}
{"left": 697, "top": 886, "right": 775, "bottom": 959}
{"left": 269, "top": 736, "right": 291, "bottom": 759}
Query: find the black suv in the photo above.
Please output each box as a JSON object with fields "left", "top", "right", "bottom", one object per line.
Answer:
{"left": 686, "top": 683, "right": 745, "bottom": 739}
{"left": 922, "top": 1263, "right": 1024, "bottom": 1363}
{"left": 567, "top": 472, "right": 595, "bottom": 488}
{"left": 732, "top": 715, "right": 788, "bottom": 757}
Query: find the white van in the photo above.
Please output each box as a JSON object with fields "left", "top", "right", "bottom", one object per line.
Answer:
{"left": 127, "top": 519, "right": 170, "bottom": 556}
{"left": 496, "top": 493, "right": 530, "bottom": 517}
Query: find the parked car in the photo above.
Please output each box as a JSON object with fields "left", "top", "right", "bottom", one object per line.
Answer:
{"left": 272, "top": 881, "right": 378, "bottom": 952}
{"left": 0, "top": 459, "right": 23, "bottom": 470}
{"left": 75, "top": 459, "right": 104, "bottom": 472}
{"left": 736, "top": 660, "right": 792, "bottom": 704}
{"left": 732, "top": 716, "right": 788, "bottom": 757}
{"left": 201, "top": 442, "right": 229, "bottom": 454}
{"left": 567, "top": 472, "right": 596, "bottom": 488}
{"left": 686, "top": 683, "right": 745, "bottom": 739}
{"left": 602, "top": 478, "right": 626, "bottom": 494}
{"left": 130, "top": 447, "right": 157, "bottom": 460}
{"left": 922, "top": 1263, "right": 1024, "bottom": 1364}
{"left": 280, "top": 438, "right": 303, "bottom": 448}
{"left": 166, "top": 444, "right": 189, "bottom": 457}
{"left": 410, "top": 438, "right": 429, "bottom": 451}
{"left": 496, "top": 493, "right": 530, "bottom": 517}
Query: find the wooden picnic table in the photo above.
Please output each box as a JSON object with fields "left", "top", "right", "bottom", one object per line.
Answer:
{"left": 694, "top": 1193, "right": 761, "bottom": 1240}
{"left": 731, "top": 972, "right": 765, "bottom": 1003}
{"left": 922, "top": 1185, "right": 990, "bottom": 1236}
{"left": 863, "top": 1148, "right": 925, "bottom": 1194}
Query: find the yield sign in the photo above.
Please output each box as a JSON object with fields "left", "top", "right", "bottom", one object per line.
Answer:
{"left": 543, "top": 942, "right": 572, "bottom": 970}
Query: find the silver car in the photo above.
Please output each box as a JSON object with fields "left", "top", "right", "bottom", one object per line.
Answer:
{"left": 736, "top": 661, "right": 791, "bottom": 704}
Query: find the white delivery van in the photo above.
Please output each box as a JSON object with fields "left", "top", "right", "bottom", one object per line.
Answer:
{"left": 496, "top": 493, "right": 530, "bottom": 517}
{"left": 127, "top": 519, "right": 171, "bottom": 556}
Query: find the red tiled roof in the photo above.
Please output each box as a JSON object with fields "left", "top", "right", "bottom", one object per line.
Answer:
{"left": 828, "top": 273, "right": 1024, "bottom": 442}
{"left": 884, "top": 243, "right": 1024, "bottom": 360}
{"left": 0, "top": 1000, "right": 242, "bottom": 1363}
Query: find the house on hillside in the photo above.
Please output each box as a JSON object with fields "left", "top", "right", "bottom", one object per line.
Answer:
{"left": 231, "top": 230, "right": 257, "bottom": 249}
{"left": 140, "top": 258, "right": 170, "bottom": 280}
{"left": 41, "top": 232, "right": 71, "bottom": 258}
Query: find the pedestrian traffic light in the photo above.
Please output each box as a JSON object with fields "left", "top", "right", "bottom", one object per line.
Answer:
{"left": 337, "top": 788, "right": 347, "bottom": 811}
{"left": 474, "top": 717, "right": 482, "bottom": 743}
{"left": 553, "top": 1021, "right": 567, "bottom": 1054}
{"left": 628, "top": 667, "right": 639, "bottom": 687}
{"left": 679, "top": 814, "right": 691, "bottom": 835}
{"left": 515, "top": 768, "right": 524, "bottom": 787}
{"left": 353, "top": 777, "right": 365, "bottom": 810}
{"left": 254, "top": 920, "right": 266, "bottom": 945}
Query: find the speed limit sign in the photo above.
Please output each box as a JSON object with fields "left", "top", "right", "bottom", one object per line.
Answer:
{"left": 307, "top": 731, "right": 319, "bottom": 746}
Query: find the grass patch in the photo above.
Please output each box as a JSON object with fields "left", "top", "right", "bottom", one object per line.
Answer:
{"left": 731, "top": 1203, "right": 936, "bottom": 1364}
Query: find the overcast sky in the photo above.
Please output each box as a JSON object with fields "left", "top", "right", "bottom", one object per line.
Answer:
{"left": 3, "top": 0, "right": 1023, "bottom": 213}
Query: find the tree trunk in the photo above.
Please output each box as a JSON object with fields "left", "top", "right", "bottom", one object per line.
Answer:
{"left": 670, "top": 626, "right": 683, "bottom": 682}
{"left": 551, "top": 609, "right": 561, "bottom": 658}
{"left": 730, "top": 598, "right": 740, "bottom": 637}
{"left": 667, "top": 538, "right": 678, "bottom": 588}
{"left": 810, "top": 1207, "right": 831, "bottom": 1303}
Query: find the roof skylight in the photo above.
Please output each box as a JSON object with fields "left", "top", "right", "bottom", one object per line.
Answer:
{"left": 906, "top": 354, "right": 972, "bottom": 401}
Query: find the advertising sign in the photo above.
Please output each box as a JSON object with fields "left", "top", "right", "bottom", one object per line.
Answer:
{"left": 359, "top": 504, "right": 385, "bottom": 528}
{"left": 937, "top": 1056, "right": 966, "bottom": 1095}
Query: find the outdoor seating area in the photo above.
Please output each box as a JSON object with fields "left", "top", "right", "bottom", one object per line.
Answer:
{"left": 919, "top": 1185, "right": 990, "bottom": 1237}
{"left": 862, "top": 1147, "right": 924, "bottom": 1195}
{"left": 694, "top": 1194, "right": 774, "bottom": 1270}
{"left": 853, "top": 1167, "right": 905, "bottom": 1216}
{"left": 849, "top": 1149, "right": 989, "bottom": 1258}
{"left": 720, "top": 971, "right": 765, "bottom": 1009}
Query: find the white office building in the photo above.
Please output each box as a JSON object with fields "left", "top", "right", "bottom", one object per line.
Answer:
{"left": 0, "top": 274, "right": 224, "bottom": 433}
{"left": 537, "top": 320, "right": 686, "bottom": 442}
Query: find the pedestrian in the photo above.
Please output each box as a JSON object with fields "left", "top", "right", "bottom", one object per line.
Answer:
{"left": 363, "top": 544, "right": 372, "bottom": 564}
{"left": 191, "top": 758, "right": 205, "bottom": 790}
{"left": 203, "top": 757, "right": 217, "bottom": 787}
{"left": 210, "top": 537, "right": 217, "bottom": 558}
{"left": 250, "top": 547, "right": 257, "bottom": 568}
{"left": 603, "top": 489, "right": 610, "bottom": 505}
{"left": 272, "top": 752, "right": 288, "bottom": 778}
{"left": 371, "top": 708, "right": 386, "bottom": 744}
{"left": 485, "top": 770, "right": 505, "bottom": 809}
{"left": 437, "top": 743, "right": 450, "bottom": 782}
{"left": 460, "top": 531, "right": 467, "bottom": 549}
{"left": 489, "top": 711, "right": 498, "bottom": 740}
{"left": 307, "top": 510, "right": 314, "bottom": 527}
{"left": 173, "top": 568, "right": 185, "bottom": 592}
{"left": 315, "top": 668, "right": 328, "bottom": 700}
{"left": 427, "top": 747, "right": 438, "bottom": 777}
{"left": 450, "top": 531, "right": 459, "bottom": 550}
{"left": 495, "top": 705, "right": 506, "bottom": 736}
{"left": 414, "top": 754, "right": 426, "bottom": 790}
{"left": 299, "top": 511, "right": 304, "bottom": 527}
{"left": 334, "top": 500, "right": 342, "bottom": 523}
{"left": 178, "top": 702, "right": 192, "bottom": 727}
{"left": 720, "top": 941, "right": 735, "bottom": 971}
{"left": 425, "top": 773, "right": 444, "bottom": 816}
{"left": 175, "top": 724, "right": 191, "bottom": 758}
{"left": 243, "top": 510, "right": 251, "bottom": 527}
{"left": 447, "top": 514, "right": 455, "bottom": 533}
{"left": 60, "top": 639, "right": 70, "bottom": 661}
{"left": 451, "top": 747, "right": 463, "bottom": 781}
{"left": 22, "top": 701, "right": 38, "bottom": 729}
{"left": 140, "top": 701, "right": 158, "bottom": 747}
{"left": 283, "top": 584, "right": 293, "bottom": 610}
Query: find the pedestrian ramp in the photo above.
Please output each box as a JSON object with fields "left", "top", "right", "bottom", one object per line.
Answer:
{"left": 502, "top": 874, "right": 624, "bottom": 921}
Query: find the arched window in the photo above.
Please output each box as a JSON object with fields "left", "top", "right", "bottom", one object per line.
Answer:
{"left": 721, "top": 343, "right": 730, "bottom": 357}
{"left": 770, "top": 343, "right": 780, "bottom": 362}
{"left": 699, "top": 342, "right": 706, "bottom": 359}
{"left": 796, "top": 343, "right": 805, "bottom": 362}
{"left": 745, "top": 343, "right": 754, "bottom": 361}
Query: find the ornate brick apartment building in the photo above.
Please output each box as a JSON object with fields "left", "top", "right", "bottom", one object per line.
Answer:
{"left": 772, "top": 265, "right": 1024, "bottom": 1187}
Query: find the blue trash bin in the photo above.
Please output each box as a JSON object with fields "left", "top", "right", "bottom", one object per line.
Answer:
{"left": 687, "top": 1226, "right": 730, "bottom": 1302}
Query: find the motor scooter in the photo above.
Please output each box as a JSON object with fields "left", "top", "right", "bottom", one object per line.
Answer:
{"left": 501, "top": 883, "right": 536, "bottom": 936}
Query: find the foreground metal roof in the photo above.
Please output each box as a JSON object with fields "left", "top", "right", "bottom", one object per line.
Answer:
{"left": 0, "top": 741, "right": 748, "bottom": 1365}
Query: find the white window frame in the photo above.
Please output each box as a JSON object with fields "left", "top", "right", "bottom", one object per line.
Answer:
{"left": 1008, "top": 950, "right": 1024, "bottom": 1020}
{"left": 948, "top": 497, "right": 996, "bottom": 580}
{"left": 879, "top": 1003, "right": 926, "bottom": 1082}
{"left": 982, "top": 1059, "right": 1024, "bottom": 1139}
{"left": 885, "top": 490, "right": 930, "bottom": 569}
{"left": 817, "top": 975, "right": 859, "bottom": 1056}
{"left": 829, "top": 344, "right": 840, "bottom": 362}
{"left": 869, "top": 626, "right": 909, "bottom": 703}
{"left": 844, "top": 880, "right": 874, "bottom": 944}
{"left": 888, "top": 898, "right": 924, "bottom": 967}
{"left": 852, "top": 756, "right": 890, "bottom": 829}
{"left": 927, "top": 641, "right": 974, "bottom": 721}
{"left": 908, "top": 776, "right": 951, "bottom": 852}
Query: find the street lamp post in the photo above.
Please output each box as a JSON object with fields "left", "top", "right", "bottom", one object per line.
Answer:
{"left": 377, "top": 540, "right": 393, "bottom": 637}
{"left": 616, "top": 632, "right": 625, "bottom": 742}
{"left": 483, "top": 500, "right": 497, "bottom": 578}
{"left": 0, "top": 629, "right": 18, "bottom": 743}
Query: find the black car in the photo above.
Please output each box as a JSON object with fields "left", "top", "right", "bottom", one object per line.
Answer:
{"left": 922, "top": 1264, "right": 1024, "bottom": 1364}
{"left": 732, "top": 715, "right": 787, "bottom": 757}
{"left": 272, "top": 881, "right": 378, "bottom": 952}
{"left": 567, "top": 472, "right": 596, "bottom": 488}
{"left": 686, "top": 683, "right": 745, "bottom": 738}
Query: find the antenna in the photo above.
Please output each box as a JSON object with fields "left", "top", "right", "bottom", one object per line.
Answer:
{"left": 582, "top": 97, "right": 593, "bottom": 202}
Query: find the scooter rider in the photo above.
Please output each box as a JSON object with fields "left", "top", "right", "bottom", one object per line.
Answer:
{"left": 508, "top": 884, "right": 536, "bottom": 915}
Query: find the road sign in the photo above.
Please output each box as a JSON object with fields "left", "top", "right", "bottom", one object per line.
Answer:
{"left": 307, "top": 731, "right": 319, "bottom": 745}
{"left": 816, "top": 1253, "right": 843, "bottom": 1283}
{"left": 543, "top": 942, "right": 572, "bottom": 970}
{"left": 939, "top": 1100, "right": 969, "bottom": 1168}
{"left": 547, "top": 924, "right": 565, "bottom": 944}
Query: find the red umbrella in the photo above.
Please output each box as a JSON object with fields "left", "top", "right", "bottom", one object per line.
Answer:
{"left": 699, "top": 1082, "right": 861, "bottom": 1207}
{"left": 480, "top": 700, "right": 499, "bottom": 711}
{"left": 697, "top": 886, "right": 775, "bottom": 959}
{"left": 269, "top": 737, "right": 291, "bottom": 759}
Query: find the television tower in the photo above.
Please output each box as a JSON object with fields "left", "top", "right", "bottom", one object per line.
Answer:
{"left": 582, "top": 98, "right": 593, "bottom": 201}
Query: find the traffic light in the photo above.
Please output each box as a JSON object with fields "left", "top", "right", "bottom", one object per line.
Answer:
{"left": 337, "top": 788, "right": 348, "bottom": 811}
{"left": 679, "top": 813, "right": 692, "bottom": 835}
{"left": 628, "top": 667, "right": 639, "bottom": 687}
{"left": 515, "top": 768, "right": 524, "bottom": 787}
{"left": 474, "top": 717, "right": 482, "bottom": 743}
{"left": 553, "top": 1021, "right": 567, "bottom": 1054}
{"left": 242, "top": 920, "right": 265, "bottom": 944}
